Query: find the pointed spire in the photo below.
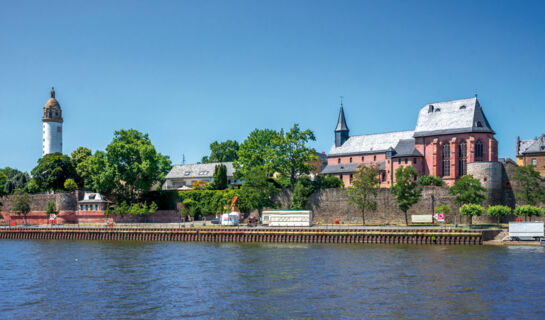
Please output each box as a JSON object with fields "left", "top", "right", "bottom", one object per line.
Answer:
{"left": 51, "top": 87, "right": 55, "bottom": 98}
{"left": 335, "top": 101, "right": 349, "bottom": 132}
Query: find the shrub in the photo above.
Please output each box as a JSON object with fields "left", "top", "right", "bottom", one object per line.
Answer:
{"left": 45, "top": 200, "right": 58, "bottom": 217}
{"left": 418, "top": 175, "right": 445, "bottom": 186}
{"left": 514, "top": 205, "right": 541, "bottom": 221}
{"left": 459, "top": 204, "right": 484, "bottom": 227}
{"left": 316, "top": 175, "right": 344, "bottom": 189}
{"left": 435, "top": 204, "right": 451, "bottom": 214}
{"left": 487, "top": 205, "right": 511, "bottom": 223}
{"left": 64, "top": 178, "right": 78, "bottom": 191}
{"left": 290, "top": 180, "right": 308, "bottom": 210}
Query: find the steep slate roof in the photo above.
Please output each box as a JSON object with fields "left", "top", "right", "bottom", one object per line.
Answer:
{"left": 519, "top": 134, "right": 545, "bottom": 155}
{"left": 165, "top": 162, "right": 234, "bottom": 179}
{"left": 321, "top": 161, "right": 386, "bottom": 174}
{"left": 328, "top": 130, "right": 414, "bottom": 156}
{"left": 335, "top": 105, "right": 349, "bottom": 131}
{"left": 414, "top": 97, "right": 494, "bottom": 137}
{"left": 392, "top": 139, "right": 423, "bottom": 157}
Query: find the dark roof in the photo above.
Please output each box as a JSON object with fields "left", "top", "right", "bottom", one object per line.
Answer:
{"left": 392, "top": 139, "right": 423, "bottom": 157}
{"left": 322, "top": 161, "right": 386, "bottom": 174}
{"left": 335, "top": 105, "right": 349, "bottom": 132}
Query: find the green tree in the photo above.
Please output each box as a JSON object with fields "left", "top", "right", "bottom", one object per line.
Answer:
{"left": 290, "top": 180, "right": 309, "bottom": 210}
{"left": 237, "top": 167, "right": 278, "bottom": 217}
{"left": 487, "top": 205, "right": 511, "bottom": 223}
{"left": 276, "top": 124, "right": 317, "bottom": 189}
{"left": 1, "top": 167, "right": 30, "bottom": 194}
{"left": 201, "top": 140, "right": 239, "bottom": 163}
{"left": 346, "top": 164, "right": 380, "bottom": 225}
{"left": 514, "top": 205, "right": 542, "bottom": 222}
{"left": 512, "top": 165, "right": 545, "bottom": 206}
{"left": 449, "top": 175, "right": 487, "bottom": 205}
{"left": 418, "top": 175, "right": 445, "bottom": 186}
{"left": 45, "top": 200, "right": 58, "bottom": 217}
{"left": 435, "top": 204, "right": 451, "bottom": 214}
{"left": 459, "top": 204, "right": 484, "bottom": 227}
{"left": 211, "top": 164, "right": 228, "bottom": 190}
{"left": 64, "top": 178, "right": 78, "bottom": 191}
{"left": 315, "top": 175, "right": 344, "bottom": 189}
{"left": 0, "top": 171, "right": 7, "bottom": 197}
{"left": 31, "top": 153, "right": 77, "bottom": 192}
{"left": 12, "top": 190, "right": 32, "bottom": 224}
{"left": 234, "top": 129, "right": 282, "bottom": 178}
{"left": 70, "top": 146, "right": 92, "bottom": 187}
{"left": 391, "top": 166, "right": 422, "bottom": 226}
{"left": 89, "top": 129, "right": 170, "bottom": 203}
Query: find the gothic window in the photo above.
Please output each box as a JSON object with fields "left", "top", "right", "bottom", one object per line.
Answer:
{"left": 442, "top": 142, "right": 451, "bottom": 177}
{"left": 361, "top": 156, "right": 364, "bottom": 162}
{"left": 458, "top": 140, "right": 467, "bottom": 177}
{"left": 374, "top": 155, "right": 376, "bottom": 161}
{"left": 337, "top": 158, "right": 341, "bottom": 164}
{"left": 475, "top": 140, "right": 483, "bottom": 161}
{"left": 350, "top": 157, "right": 353, "bottom": 163}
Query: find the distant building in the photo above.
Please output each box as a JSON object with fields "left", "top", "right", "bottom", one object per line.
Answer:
{"left": 164, "top": 162, "right": 242, "bottom": 190}
{"left": 42, "top": 87, "right": 63, "bottom": 155}
{"left": 78, "top": 192, "right": 110, "bottom": 211}
{"left": 517, "top": 134, "right": 545, "bottom": 176}
{"left": 322, "top": 97, "right": 498, "bottom": 187}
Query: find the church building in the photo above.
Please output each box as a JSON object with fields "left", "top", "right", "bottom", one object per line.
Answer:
{"left": 42, "top": 87, "right": 63, "bottom": 155}
{"left": 322, "top": 97, "right": 498, "bottom": 187}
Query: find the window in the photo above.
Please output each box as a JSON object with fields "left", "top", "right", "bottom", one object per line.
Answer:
{"left": 184, "top": 171, "right": 191, "bottom": 176}
{"left": 413, "top": 158, "right": 417, "bottom": 164}
{"left": 458, "top": 140, "right": 467, "bottom": 177}
{"left": 350, "top": 174, "right": 353, "bottom": 183}
{"left": 361, "top": 156, "right": 365, "bottom": 162}
{"left": 337, "top": 158, "right": 341, "bottom": 164}
{"left": 340, "top": 174, "right": 343, "bottom": 181}
{"left": 460, "top": 105, "right": 466, "bottom": 110}
{"left": 381, "top": 172, "right": 386, "bottom": 182}
{"left": 349, "top": 157, "right": 352, "bottom": 163}
{"left": 442, "top": 142, "right": 451, "bottom": 177}
{"left": 477, "top": 121, "right": 483, "bottom": 127}
{"left": 398, "top": 159, "right": 401, "bottom": 164}
{"left": 404, "top": 158, "right": 408, "bottom": 164}
{"left": 532, "top": 158, "right": 537, "bottom": 166}
{"left": 435, "top": 108, "right": 441, "bottom": 112}
{"left": 374, "top": 155, "right": 376, "bottom": 161}
{"left": 428, "top": 105, "right": 434, "bottom": 113}
{"left": 475, "top": 140, "right": 483, "bottom": 161}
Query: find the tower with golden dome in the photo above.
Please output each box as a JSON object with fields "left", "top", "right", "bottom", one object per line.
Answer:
{"left": 42, "top": 87, "right": 63, "bottom": 155}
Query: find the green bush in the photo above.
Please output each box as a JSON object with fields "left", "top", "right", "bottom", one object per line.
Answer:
{"left": 290, "top": 180, "right": 308, "bottom": 210}
{"left": 64, "top": 178, "right": 78, "bottom": 191}
{"left": 459, "top": 204, "right": 484, "bottom": 226}
{"left": 514, "top": 205, "right": 541, "bottom": 221}
{"left": 435, "top": 204, "right": 451, "bottom": 214}
{"left": 487, "top": 205, "right": 511, "bottom": 223}
{"left": 418, "top": 175, "right": 445, "bottom": 186}
{"left": 45, "top": 200, "right": 58, "bottom": 217}
{"left": 178, "top": 189, "right": 239, "bottom": 218}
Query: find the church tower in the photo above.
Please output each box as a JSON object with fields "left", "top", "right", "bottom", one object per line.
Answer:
{"left": 334, "top": 102, "right": 349, "bottom": 147}
{"left": 42, "top": 87, "right": 63, "bottom": 155}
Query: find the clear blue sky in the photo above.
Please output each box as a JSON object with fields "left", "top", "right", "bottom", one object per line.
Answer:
{"left": 1, "top": 0, "right": 544, "bottom": 173}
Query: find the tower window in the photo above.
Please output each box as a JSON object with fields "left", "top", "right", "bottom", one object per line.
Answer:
{"left": 475, "top": 140, "right": 483, "bottom": 161}
{"left": 476, "top": 121, "right": 483, "bottom": 127}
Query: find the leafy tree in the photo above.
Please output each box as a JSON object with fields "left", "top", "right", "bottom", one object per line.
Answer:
{"left": 449, "top": 175, "right": 487, "bottom": 205}
{"left": 12, "top": 190, "right": 32, "bottom": 224}
{"left": 234, "top": 129, "right": 282, "bottom": 178}
{"left": 64, "top": 179, "right": 78, "bottom": 191}
{"left": 211, "top": 164, "right": 228, "bottom": 190}
{"left": 487, "top": 205, "right": 511, "bottom": 223}
{"left": 1, "top": 167, "right": 30, "bottom": 194}
{"left": 290, "top": 180, "right": 309, "bottom": 210}
{"left": 512, "top": 165, "right": 545, "bottom": 206}
{"left": 0, "top": 171, "right": 7, "bottom": 197}
{"left": 391, "top": 166, "right": 422, "bottom": 226}
{"left": 276, "top": 124, "right": 317, "bottom": 189}
{"left": 237, "top": 167, "right": 278, "bottom": 216}
{"left": 315, "top": 175, "right": 344, "bottom": 189}
{"left": 418, "top": 175, "right": 445, "bottom": 187}
{"left": 514, "top": 205, "right": 542, "bottom": 222}
{"left": 89, "top": 129, "right": 171, "bottom": 203}
{"left": 31, "top": 153, "right": 77, "bottom": 192}
{"left": 201, "top": 140, "right": 239, "bottom": 163}
{"left": 346, "top": 164, "right": 380, "bottom": 225}
{"left": 45, "top": 200, "right": 58, "bottom": 217}
{"left": 459, "top": 204, "right": 484, "bottom": 227}
{"left": 435, "top": 204, "right": 451, "bottom": 214}
{"left": 70, "top": 147, "right": 92, "bottom": 187}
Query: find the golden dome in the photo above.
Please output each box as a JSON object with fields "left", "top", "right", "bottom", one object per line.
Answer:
{"left": 43, "top": 87, "right": 63, "bottom": 122}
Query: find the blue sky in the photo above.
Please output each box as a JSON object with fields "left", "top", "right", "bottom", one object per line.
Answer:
{"left": 1, "top": 0, "right": 544, "bottom": 172}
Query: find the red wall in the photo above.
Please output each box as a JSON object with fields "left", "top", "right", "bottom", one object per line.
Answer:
{"left": 0, "top": 210, "right": 180, "bottom": 225}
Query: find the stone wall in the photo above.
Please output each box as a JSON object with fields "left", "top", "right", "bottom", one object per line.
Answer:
{"left": 0, "top": 192, "right": 77, "bottom": 212}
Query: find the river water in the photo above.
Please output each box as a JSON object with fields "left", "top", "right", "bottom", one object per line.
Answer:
{"left": 0, "top": 241, "right": 544, "bottom": 319}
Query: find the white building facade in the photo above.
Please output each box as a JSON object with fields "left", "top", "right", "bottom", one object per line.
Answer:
{"left": 42, "top": 87, "right": 63, "bottom": 155}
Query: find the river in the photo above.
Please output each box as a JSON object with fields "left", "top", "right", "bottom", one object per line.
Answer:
{"left": 0, "top": 240, "right": 544, "bottom": 319}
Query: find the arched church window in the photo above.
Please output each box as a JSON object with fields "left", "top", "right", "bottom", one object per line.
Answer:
{"left": 475, "top": 140, "right": 483, "bottom": 161}
{"left": 458, "top": 140, "right": 467, "bottom": 177}
{"left": 442, "top": 142, "right": 450, "bottom": 177}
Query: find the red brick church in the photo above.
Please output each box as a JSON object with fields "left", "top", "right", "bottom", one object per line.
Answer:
{"left": 322, "top": 97, "right": 498, "bottom": 187}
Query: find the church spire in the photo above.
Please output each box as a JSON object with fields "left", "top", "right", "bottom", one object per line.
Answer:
{"left": 334, "top": 100, "right": 349, "bottom": 147}
{"left": 51, "top": 87, "right": 55, "bottom": 98}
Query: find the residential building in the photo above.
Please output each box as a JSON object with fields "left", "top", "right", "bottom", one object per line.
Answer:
{"left": 164, "top": 162, "right": 242, "bottom": 190}
{"left": 516, "top": 134, "right": 545, "bottom": 176}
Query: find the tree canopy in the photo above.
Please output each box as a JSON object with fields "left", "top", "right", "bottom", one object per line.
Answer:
{"left": 1, "top": 167, "right": 30, "bottom": 194}
{"left": 30, "top": 153, "right": 77, "bottom": 192}
{"left": 449, "top": 175, "right": 487, "bottom": 205}
{"left": 276, "top": 124, "right": 317, "bottom": 189}
{"left": 237, "top": 167, "right": 278, "bottom": 215}
{"left": 512, "top": 165, "right": 545, "bottom": 206}
{"left": 347, "top": 164, "right": 380, "bottom": 225}
{"left": 391, "top": 166, "right": 422, "bottom": 226}
{"left": 234, "top": 128, "right": 282, "bottom": 178}
{"left": 201, "top": 140, "right": 239, "bottom": 163}
{"left": 70, "top": 146, "right": 93, "bottom": 188}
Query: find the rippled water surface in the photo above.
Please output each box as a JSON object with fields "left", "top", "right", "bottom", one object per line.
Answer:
{"left": 1, "top": 240, "right": 544, "bottom": 319}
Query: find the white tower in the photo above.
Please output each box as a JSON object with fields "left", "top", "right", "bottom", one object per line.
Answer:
{"left": 42, "top": 87, "right": 63, "bottom": 155}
